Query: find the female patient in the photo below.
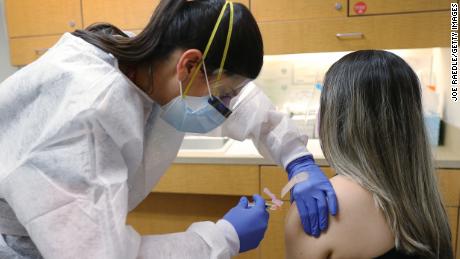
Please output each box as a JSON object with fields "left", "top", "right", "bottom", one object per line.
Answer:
{"left": 285, "top": 50, "right": 453, "bottom": 259}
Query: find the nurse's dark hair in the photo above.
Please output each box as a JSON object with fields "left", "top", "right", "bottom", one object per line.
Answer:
{"left": 71, "top": 0, "right": 263, "bottom": 79}
{"left": 319, "top": 50, "right": 453, "bottom": 258}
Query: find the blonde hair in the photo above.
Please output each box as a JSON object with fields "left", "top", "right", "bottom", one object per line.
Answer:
{"left": 319, "top": 50, "right": 453, "bottom": 258}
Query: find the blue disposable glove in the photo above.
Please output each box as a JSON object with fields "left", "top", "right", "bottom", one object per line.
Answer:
{"left": 223, "top": 194, "right": 269, "bottom": 253}
{"left": 286, "top": 155, "right": 338, "bottom": 237}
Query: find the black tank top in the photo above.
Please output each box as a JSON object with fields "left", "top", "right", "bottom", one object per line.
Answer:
{"left": 374, "top": 248, "right": 421, "bottom": 259}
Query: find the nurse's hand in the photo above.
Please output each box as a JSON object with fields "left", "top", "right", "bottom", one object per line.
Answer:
{"left": 286, "top": 155, "right": 338, "bottom": 237}
{"left": 223, "top": 195, "right": 269, "bottom": 253}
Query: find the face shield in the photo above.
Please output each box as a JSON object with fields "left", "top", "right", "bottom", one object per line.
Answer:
{"left": 208, "top": 71, "right": 252, "bottom": 107}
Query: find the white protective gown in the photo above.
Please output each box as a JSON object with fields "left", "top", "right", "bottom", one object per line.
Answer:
{"left": 0, "top": 33, "right": 310, "bottom": 259}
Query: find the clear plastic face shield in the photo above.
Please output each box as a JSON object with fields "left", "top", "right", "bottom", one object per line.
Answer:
{"left": 183, "top": 1, "right": 252, "bottom": 118}
{"left": 207, "top": 70, "right": 252, "bottom": 107}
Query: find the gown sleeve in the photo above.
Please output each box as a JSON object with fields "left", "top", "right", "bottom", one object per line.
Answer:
{"left": 221, "top": 82, "right": 311, "bottom": 169}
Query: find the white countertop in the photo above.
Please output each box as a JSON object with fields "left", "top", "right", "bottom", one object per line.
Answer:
{"left": 175, "top": 138, "right": 460, "bottom": 169}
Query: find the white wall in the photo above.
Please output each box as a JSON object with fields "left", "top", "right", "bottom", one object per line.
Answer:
{"left": 0, "top": 0, "right": 17, "bottom": 83}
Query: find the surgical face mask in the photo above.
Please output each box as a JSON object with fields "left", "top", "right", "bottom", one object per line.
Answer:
{"left": 159, "top": 77, "right": 231, "bottom": 133}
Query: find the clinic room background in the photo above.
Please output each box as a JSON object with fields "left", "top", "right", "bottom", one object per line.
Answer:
{"left": 0, "top": 1, "right": 460, "bottom": 259}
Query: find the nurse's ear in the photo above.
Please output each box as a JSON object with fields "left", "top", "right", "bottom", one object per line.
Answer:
{"left": 176, "top": 49, "right": 203, "bottom": 82}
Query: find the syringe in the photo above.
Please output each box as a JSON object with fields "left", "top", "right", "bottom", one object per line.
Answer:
{"left": 248, "top": 201, "right": 278, "bottom": 210}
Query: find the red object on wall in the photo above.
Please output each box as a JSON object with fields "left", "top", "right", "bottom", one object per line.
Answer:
{"left": 353, "top": 1, "right": 368, "bottom": 15}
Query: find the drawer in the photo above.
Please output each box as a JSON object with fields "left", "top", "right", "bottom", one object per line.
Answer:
{"left": 438, "top": 170, "right": 460, "bottom": 207}
{"left": 258, "top": 11, "right": 449, "bottom": 55}
{"left": 5, "top": 0, "right": 82, "bottom": 38}
{"left": 252, "top": 0, "right": 347, "bottom": 22}
{"left": 82, "top": 0, "right": 159, "bottom": 30}
{"left": 260, "top": 166, "right": 336, "bottom": 201}
{"left": 9, "top": 35, "right": 61, "bottom": 66}
{"left": 153, "top": 164, "right": 259, "bottom": 196}
{"left": 349, "top": 0, "right": 452, "bottom": 16}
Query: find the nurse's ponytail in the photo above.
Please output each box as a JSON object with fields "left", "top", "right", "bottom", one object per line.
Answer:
{"left": 72, "top": 0, "right": 263, "bottom": 79}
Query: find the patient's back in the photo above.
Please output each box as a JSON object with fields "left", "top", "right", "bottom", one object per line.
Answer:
{"left": 285, "top": 175, "right": 395, "bottom": 259}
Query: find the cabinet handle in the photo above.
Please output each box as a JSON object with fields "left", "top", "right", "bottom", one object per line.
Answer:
{"left": 335, "top": 3, "right": 343, "bottom": 11}
{"left": 35, "top": 48, "right": 49, "bottom": 56}
{"left": 336, "top": 32, "right": 364, "bottom": 39}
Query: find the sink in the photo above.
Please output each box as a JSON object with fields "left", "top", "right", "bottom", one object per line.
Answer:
{"left": 180, "top": 136, "right": 232, "bottom": 150}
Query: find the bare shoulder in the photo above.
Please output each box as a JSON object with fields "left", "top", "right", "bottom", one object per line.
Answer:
{"left": 285, "top": 175, "right": 394, "bottom": 259}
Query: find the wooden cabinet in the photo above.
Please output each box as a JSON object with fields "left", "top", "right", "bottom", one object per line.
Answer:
{"left": 127, "top": 193, "right": 259, "bottom": 259}
{"left": 258, "top": 12, "right": 449, "bottom": 55}
{"left": 153, "top": 164, "right": 259, "bottom": 196}
{"left": 439, "top": 169, "right": 460, "bottom": 257}
{"left": 438, "top": 169, "right": 460, "bottom": 207}
{"left": 82, "top": 0, "right": 249, "bottom": 31}
{"left": 348, "top": 0, "right": 452, "bottom": 16}
{"left": 251, "top": 0, "right": 347, "bottom": 22}
{"left": 133, "top": 163, "right": 260, "bottom": 258}
{"left": 4, "top": 0, "right": 251, "bottom": 66}
{"left": 255, "top": 0, "right": 451, "bottom": 54}
{"left": 8, "top": 35, "right": 61, "bottom": 66}
{"left": 82, "top": 0, "right": 159, "bottom": 30}
{"left": 131, "top": 165, "right": 460, "bottom": 258}
{"left": 259, "top": 203, "right": 289, "bottom": 259}
{"left": 5, "top": 0, "right": 83, "bottom": 66}
{"left": 5, "top": 0, "right": 452, "bottom": 65}
{"left": 5, "top": 0, "right": 82, "bottom": 38}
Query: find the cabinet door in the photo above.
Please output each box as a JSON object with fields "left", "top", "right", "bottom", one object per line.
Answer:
{"left": 349, "top": 0, "right": 452, "bottom": 16}
{"left": 252, "top": 0, "right": 347, "bottom": 22}
{"left": 82, "top": 0, "right": 250, "bottom": 31}
{"left": 259, "top": 203, "right": 290, "bottom": 259}
{"left": 5, "top": 0, "right": 82, "bottom": 38}
{"left": 259, "top": 11, "right": 449, "bottom": 55}
{"left": 438, "top": 170, "right": 460, "bottom": 207}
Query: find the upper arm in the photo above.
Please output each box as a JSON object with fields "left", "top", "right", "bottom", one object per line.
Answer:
{"left": 285, "top": 202, "right": 333, "bottom": 259}
{"left": 285, "top": 177, "right": 396, "bottom": 259}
